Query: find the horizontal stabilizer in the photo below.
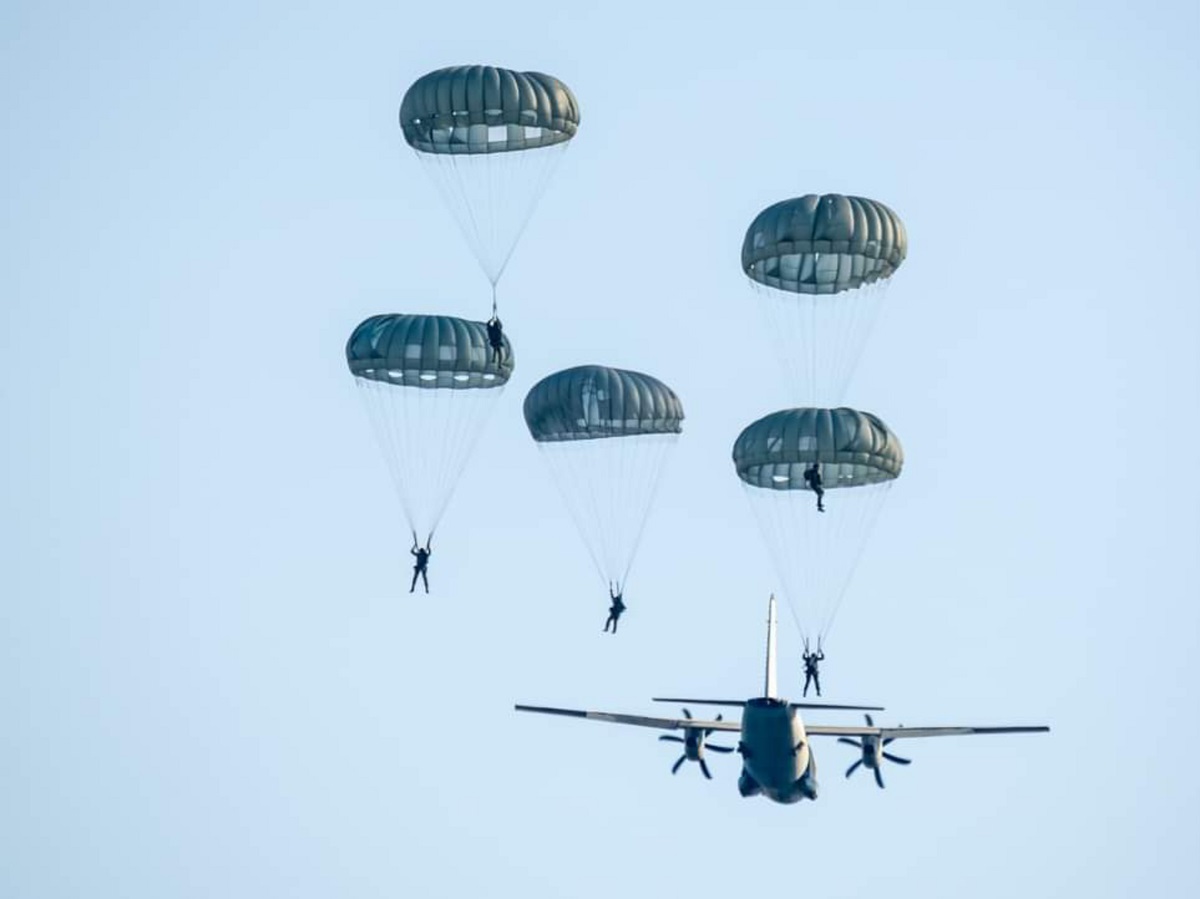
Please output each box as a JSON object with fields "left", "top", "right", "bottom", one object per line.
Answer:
{"left": 652, "top": 698, "right": 884, "bottom": 712}
{"left": 790, "top": 702, "right": 885, "bottom": 712}
{"left": 651, "top": 698, "right": 747, "bottom": 708}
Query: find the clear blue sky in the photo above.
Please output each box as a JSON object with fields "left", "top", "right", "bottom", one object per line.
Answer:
{"left": 3, "top": 1, "right": 1198, "bottom": 896}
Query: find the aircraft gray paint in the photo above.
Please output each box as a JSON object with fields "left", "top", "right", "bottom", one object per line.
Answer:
{"left": 516, "top": 598, "right": 1049, "bottom": 804}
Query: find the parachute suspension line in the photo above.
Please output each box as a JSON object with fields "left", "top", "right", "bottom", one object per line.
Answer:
{"left": 749, "top": 274, "right": 890, "bottom": 406}
{"left": 826, "top": 279, "right": 888, "bottom": 402}
{"left": 603, "top": 431, "right": 651, "bottom": 592}
{"left": 491, "top": 283, "right": 498, "bottom": 318}
{"left": 486, "top": 144, "right": 498, "bottom": 284}
{"left": 615, "top": 431, "right": 675, "bottom": 592}
{"left": 742, "top": 480, "right": 892, "bottom": 647}
{"left": 745, "top": 485, "right": 819, "bottom": 647}
{"left": 745, "top": 488, "right": 814, "bottom": 646}
{"left": 537, "top": 434, "right": 677, "bottom": 592}
{"left": 418, "top": 383, "right": 499, "bottom": 540}
{"left": 356, "top": 379, "right": 505, "bottom": 547}
{"left": 622, "top": 434, "right": 675, "bottom": 590}
{"left": 419, "top": 150, "right": 488, "bottom": 277}
{"left": 357, "top": 379, "right": 417, "bottom": 539}
{"left": 810, "top": 276, "right": 818, "bottom": 400}
{"left": 817, "top": 483, "right": 891, "bottom": 641}
{"left": 360, "top": 382, "right": 412, "bottom": 542}
{"left": 615, "top": 432, "right": 646, "bottom": 589}
{"left": 785, "top": 582, "right": 813, "bottom": 650}
{"left": 812, "top": 482, "right": 891, "bottom": 642}
{"left": 539, "top": 442, "right": 613, "bottom": 590}
{"left": 415, "top": 143, "right": 569, "bottom": 287}
{"left": 610, "top": 425, "right": 637, "bottom": 590}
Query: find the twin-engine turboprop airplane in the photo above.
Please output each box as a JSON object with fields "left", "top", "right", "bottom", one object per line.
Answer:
{"left": 516, "top": 598, "right": 1049, "bottom": 804}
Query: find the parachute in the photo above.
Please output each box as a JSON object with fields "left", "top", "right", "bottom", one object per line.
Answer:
{"left": 741, "top": 194, "right": 906, "bottom": 405}
{"left": 400, "top": 65, "right": 580, "bottom": 297}
{"left": 524, "top": 365, "right": 683, "bottom": 593}
{"left": 733, "top": 407, "right": 902, "bottom": 647}
{"left": 347, "top": 313, "right": 513, "bottom": 546}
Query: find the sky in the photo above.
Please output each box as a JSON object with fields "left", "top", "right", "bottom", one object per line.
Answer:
{"left": 2, "top": 1, "right": 1198, "bottom": 896}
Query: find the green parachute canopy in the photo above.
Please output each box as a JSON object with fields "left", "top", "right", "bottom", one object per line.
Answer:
{"left": 739, "top": 194, "right": 907, "bottom": 407}
{"left": 346, "top": 313, "right": 513, "bottom": 388}
{"left": 733, "top": 407, "right": 903, "bottom": 490}
{"left": 347, "top": 313, "right": 513, "bottom": 548}
{"left": 733, "top": 407, "right": 903, "bottom": 646}
{"left": 400, "top": 65, "right": 579, "bottom": 155}
{"left": 524, "top": 365, "right": 684, "bottom": 595}
{"left": 399, "top": 65, "right": 581, "bottom": 288}
{"left": 741, "top": 194, "right": 907, "bottom": 295}
{"left": 523, "top": 365, "right": 684, "bottom": 442}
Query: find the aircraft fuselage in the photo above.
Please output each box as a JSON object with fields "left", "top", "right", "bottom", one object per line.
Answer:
{"left": 737, "top": 698, "right": 818, "bottom": 804}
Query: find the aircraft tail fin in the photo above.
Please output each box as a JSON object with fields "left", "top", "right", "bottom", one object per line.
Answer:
{"left": 765, "top": 595, "right": 778, "bottom": 700}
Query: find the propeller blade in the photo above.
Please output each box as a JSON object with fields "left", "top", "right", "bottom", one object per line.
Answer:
{"left": 882, "top": 737, "right": 894, "bottom": 747}
{"left": 715, "top": 713, "right": 723, "bottom": 723}
{"left": 658, "top": 735, "right": 684, "bottom": 744}
{"left": 682, "top": 708, "right": 693, "bottom": 720}
{"left": 699, "top": 759, "right": 712, "bottom": 780}
{"left": 705, "top": 743, "right": 735, "bottom": 754}
{"left": 874, "top": 767, "right": 885, "bottom": 789}
{"left": 837, "top": 737, "right": 862, "bottom": 748}
{"left": 865, "top": 714, "right": 874, "bottom": 727}
{"left": 882, "top": 752, "right": 912, "bottom": 765}
{"left": 672, "top": 755, "right": 686, "bottom": 775}
{"left": 845, "top": 759, "right": 863, "bottom": 779}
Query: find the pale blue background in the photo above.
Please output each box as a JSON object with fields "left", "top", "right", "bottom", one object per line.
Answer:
{"left": 3, "top": 1, "right": 1198, "bottom": 896}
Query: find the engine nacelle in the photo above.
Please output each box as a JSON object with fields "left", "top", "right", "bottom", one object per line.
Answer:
{"left": 683, "top": 727, "right": 704, "bottom": 760}
{"left": 861, "top": 734, "right": 882, "bottom": 768}
{"left": 738, "top": 768, "right": 762, "bottom": 798}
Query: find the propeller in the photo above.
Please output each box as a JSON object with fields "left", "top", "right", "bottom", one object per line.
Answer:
{"left": 838, "top": 714, "right": 911, "bottom": 789}
{"left": 657, "top": 708, "right": 735, "bottom": 780}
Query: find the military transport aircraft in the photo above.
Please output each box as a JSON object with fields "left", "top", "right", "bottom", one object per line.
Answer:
{"left": 516, "top": 598, "right": 1049, "bottom": 804}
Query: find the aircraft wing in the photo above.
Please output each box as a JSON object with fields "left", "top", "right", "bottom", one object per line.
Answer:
{"left": 805, "top": 724, "right": 1050, "bottom": 739}
{"left": 515, "top": 704, "right": 741, "bottom": 733}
